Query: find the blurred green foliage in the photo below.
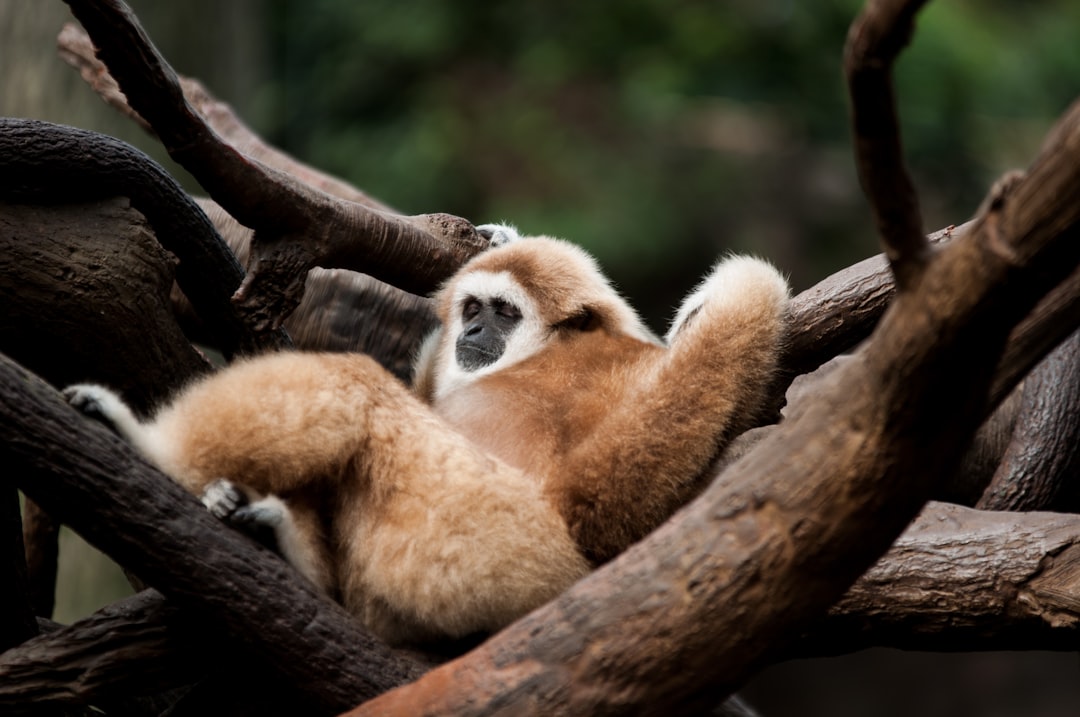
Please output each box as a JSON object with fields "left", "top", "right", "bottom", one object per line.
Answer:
{"left": 247, "top": 0, "right": 1079, "bottom": 325}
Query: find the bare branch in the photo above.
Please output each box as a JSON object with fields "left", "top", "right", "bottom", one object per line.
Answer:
{"left": 57, "top": 23, "right": 393, "bottom": 212}
{"left": 978, "top": 329, "right": 1080, "bottom": 510}
{"left": 60, "top": 0, "right": 488, "bottom": 330}
{"left": 844, "top": 0, "right": 929, "bottom": 287}
{"left": 801, "top": 502, "right": 1080, "bottom": 655}
{"left": 0, "top": 118, "right": 288, "bottom": 358}
{"left": 783, "top": 222, "right": 966, "bottom": 379}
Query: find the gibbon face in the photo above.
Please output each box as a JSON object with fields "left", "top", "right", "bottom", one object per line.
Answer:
{"left": 415, "top": 233, "right": 658, "bottom": 402}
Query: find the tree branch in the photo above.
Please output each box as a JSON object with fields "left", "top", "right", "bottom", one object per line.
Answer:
{"left": 0, "top": 354, "right": 428, "bottom": 714}
{"left": 0, "top": 119, "right": 288, "bottom": 358}
{"left": 1, "top": 486, "right": 37, "bottom": 653}
{"left": 61, "top": 0, "right": 489, "bottom": 331}
{"left": 20, "top": 498, "right": 59, "bottom": 619}
{"left": 800, "top": 501, "right": 1080, "bottom": 655}
{"left": 56, "top": 22, "right": 394, "bottom": 212}
{"left": 978, "top": 329, "right": 1080, "bottom": 510}
{"left": 844, "top": 0, "right": 929, "bottom": 287}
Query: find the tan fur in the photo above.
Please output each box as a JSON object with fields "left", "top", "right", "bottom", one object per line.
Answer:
{"left": 69, "top": 233, "right": 788, "bottom": 646}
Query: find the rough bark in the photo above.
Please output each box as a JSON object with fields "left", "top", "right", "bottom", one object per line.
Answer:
{"left": 801, "top": 501, "right": 1080, "bottom": 655}
{"left": 978, "top": 329, "right": 1080, "bottom": 511}
{"left": 0, "top": 355, "right": 429, "bottom": 715}
{"left": 61, "top": 0, "right": 488, "bottom": 332}
{"left": 0, "top": 197, "right": 210, "bottom": 413}
{"left": 191, "top": 199, "right": 437, "bottom": 381}
{"left": 0, "top": 119, "right": 289, "bottom": 359}
{"left": 844, "top": 0, "right": 929, "bottom": 288}
{"left": 0, "top": 590, "right": 199, "bottom": 706}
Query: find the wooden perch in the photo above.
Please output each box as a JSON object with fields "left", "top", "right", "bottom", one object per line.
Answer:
{"left": 61, "top": 0, "right": 489, "bottom": 331}
{"left": 0, "top": 118, "right": 288, "bottom": 358}
{"left": 0, "top": 354, "right": 427, "bottom": 715}
{"left": 803, "top": 501, "right": 1080, "bottom": 655}
{"left": 844, "top": 0, "right": 929, "bottom": 287}
{"left": 978, "top": 329, "right": 1080, "bottom": 510}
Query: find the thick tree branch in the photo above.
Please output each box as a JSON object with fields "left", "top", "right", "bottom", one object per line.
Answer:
{"left": 0, "top": 119, "right": 288, "bottom": 358}
{"left": 977, "top": 329, "right": 1080, "bottom": 510}
{"left": 0, "top": 590, "right": 199, "bottom": 706}
{"left": 0, "top": 355, "right": 428, "bottom": 715}
{"left": 801, "top": 502, "right": 1080, "bottom": 655}
{"left": 192, "top": 199, "right": 438, "bottom": 381}
{"left": 342, "top": 93, "right": 1080, "bottom": 717}
{"left": 61, "top": 0, "right": 488, "bottom": 331}
{"left": 844, "top": 0, "right": 929, "bottom": 287}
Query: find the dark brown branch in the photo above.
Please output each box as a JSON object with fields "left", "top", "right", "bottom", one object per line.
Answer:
{"left": 57, "top": 22, "right": 393, "bottom": 212}
{"left": 20, "top": 498, "right": 59, "bottom": 619}
{"left": 0, "top": 118, "right": 288, "bottom": 358}
{"left": 192, "top": 199, "right": 438, "bottom": 381}
{"left": 342, "top": 90, "right": 1080, "bottom": 717}
{"left": 978, "top": 329, "right": 1080, "bottom": 510}
{"left": 0, "top": 590, "right": 199, "bottom": 706}
{"left": 0, "top": 354, "right": 428, "bottom": 714}
{"left": 800, "top": 502, "right": 1080, "bottom": 654}
{"left": 783, "top": 222, "right": 966, "bottom": 379}
{"left": 61, "top": 0, "right": 488, "bottom": 331}
{"left": 989, "top": 259, "right": 1080, "bottom": 406}
{"left": 844, "top": 0, "right": 929, "bottom": 287}
{"left": 1, "top": 487, "right": 37, "bottom": 653}
{"left": 0, "top": 196, "right": 211, "bottom": 411}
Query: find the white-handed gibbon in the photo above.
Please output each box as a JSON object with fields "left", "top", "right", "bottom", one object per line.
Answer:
{"left": 65, "top": 224, "right": 789, "bottom": 646}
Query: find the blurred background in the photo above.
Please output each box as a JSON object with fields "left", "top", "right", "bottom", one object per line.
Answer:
{"left": 3, "top": 0, "right": 1080, "bottom": 714}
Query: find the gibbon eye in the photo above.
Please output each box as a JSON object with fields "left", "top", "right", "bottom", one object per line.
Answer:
{"left": 492, "top": 299, "right": 522, "bottom": 320}
{"left": 462, "top": 298, "right": 481, "bottom": 321}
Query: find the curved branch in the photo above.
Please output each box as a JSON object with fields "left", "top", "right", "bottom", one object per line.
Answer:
{"left": 978, "top": 329, "right": 1080, "bottom": 510}
{"left": 57, "top": 23, "right": 393, "bottom": 212}
{"left": 844, "top": 0, "right": 929, "bottom": 287}
{"left": 61, "top": 0, "right": 489, "bottom": 330}
{"left": 0, "top": 118, "right": 288, "bottom": 358}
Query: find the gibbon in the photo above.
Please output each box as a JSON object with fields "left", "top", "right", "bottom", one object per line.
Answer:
{"left": 65, "top": 224, "right": 789, "bottom": 646}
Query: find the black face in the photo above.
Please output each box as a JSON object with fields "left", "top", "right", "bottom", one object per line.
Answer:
{"left": 455, "top": 296, "right": 522, "bottom": 371}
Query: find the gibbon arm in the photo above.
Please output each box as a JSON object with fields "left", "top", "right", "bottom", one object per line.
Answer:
{"left": 554, "top": 256, "right": 790, "bottom": 564}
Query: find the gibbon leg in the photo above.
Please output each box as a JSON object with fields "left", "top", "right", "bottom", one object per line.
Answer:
{"left": 200, "top": 478, "right": 333, "bottom": 590}
{"left": 553, "top": 255, "right": 790, "bottom": 564}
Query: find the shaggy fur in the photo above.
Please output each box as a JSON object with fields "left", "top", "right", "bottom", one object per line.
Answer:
{"left": 65, "top": 228, "right": 789, "bottom": 646}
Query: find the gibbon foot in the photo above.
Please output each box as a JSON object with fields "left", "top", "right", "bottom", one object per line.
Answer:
{"left": 201, "top": 478, "right": 284, "bottom": 552}
{"left": 63, "top": 383, "right": 128, "bottom": 434}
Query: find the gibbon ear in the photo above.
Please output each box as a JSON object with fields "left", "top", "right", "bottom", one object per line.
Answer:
{"left": 557, "top": 308, "right": 601, "bottom": 332}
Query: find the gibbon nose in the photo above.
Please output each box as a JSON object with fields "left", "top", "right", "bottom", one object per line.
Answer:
{"left": 464, "top": 323, "right": 484, "bottom": 338}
